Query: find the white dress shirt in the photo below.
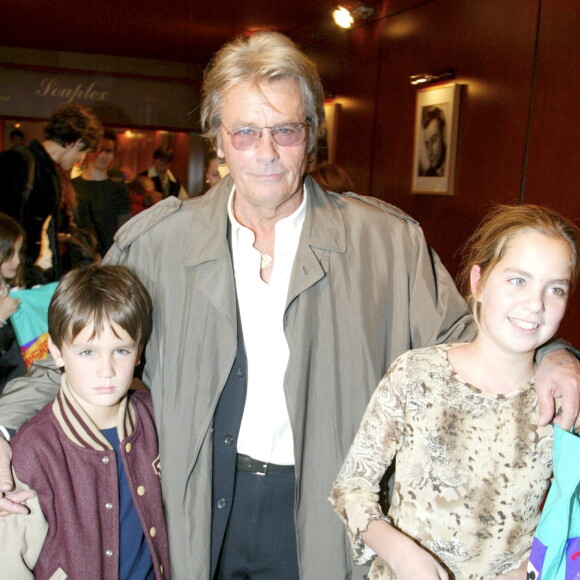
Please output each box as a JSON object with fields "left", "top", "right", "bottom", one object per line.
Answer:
{"left": 228, "top": 187, "right": 307, "bottom": 465}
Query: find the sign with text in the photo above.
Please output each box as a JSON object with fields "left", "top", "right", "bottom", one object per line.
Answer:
{"left": 0, "top": 66, "right": 201, "bottom": 130}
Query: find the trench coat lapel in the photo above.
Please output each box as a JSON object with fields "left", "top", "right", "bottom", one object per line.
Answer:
{"left": 286, "top": 176, "right": 347, "bottom": 307}
{"left": 182, "top": 176, "right": 347, "bottom": 322}
{"left": 182, "top": 179, "right": 238, "bottom": 328}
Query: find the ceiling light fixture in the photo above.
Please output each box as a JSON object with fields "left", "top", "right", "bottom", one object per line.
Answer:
{"left": 409, "top": 70, "right": 455, "bottom": 86}
{"left": 332, "top": 3, "right": 375, "bottom": 29}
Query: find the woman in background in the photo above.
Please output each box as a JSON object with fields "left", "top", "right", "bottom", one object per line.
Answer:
{"left": 309, "top": 161, "right": 354, "bottom": 194}
{"left": 204, "top": 150, "right": 222, "bottom": 192}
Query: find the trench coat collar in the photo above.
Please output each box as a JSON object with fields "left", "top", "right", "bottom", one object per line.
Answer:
{"left": 181, "top": 174, "right": 347, "bottom": 269}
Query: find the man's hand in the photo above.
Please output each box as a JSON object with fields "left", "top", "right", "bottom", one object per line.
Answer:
{"left": 0, "top": 436, "right": 33, "bottom": 519}
{"left": 535, "top": 349, "right": 580, "bottom": 430}
{"left": 0, "top": 490, "right": 34, "bottom": 520}
{"left": 0, "top": 435, "right": 13, "bottom": 493}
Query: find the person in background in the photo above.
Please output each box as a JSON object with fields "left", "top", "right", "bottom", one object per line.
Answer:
{"left": 128, "top": 175, "right": 163, "bottom": 216}
{"left": 419, "top": 106, "right": 447, "bottom": 177}
{"left": 72, "top": 130, "right": 131, "bottom": 255}
{"left": 7, "top": 129, "right": 25, "bottom": 150}
{"left": 309, "top": 161, "right": 354, "bottom": 194}
{"left": 0, "top": 264, "right": 169, "bottom": 579}
{"left": 204, "top": 150, "right": 222, "bottom": 192}
{"left": 0, "top": 32, "right": 579, "bottom": 580}
{"left": 108, "top": 164, "right": 135, "bottom": 185}
{"left": 0, "top": 131, "right": 32, "bottom": 224}
{"left": 331, "top": 205, "right": 580, "bottom": 580}
{"left": 0, "top": 103, "right": 103, "bottom": 280}
{"left": 140, "top": 146, "right": 188, "bottom": 199}
{"left": 0, "top": 214, "right": 26, "bottom": 393}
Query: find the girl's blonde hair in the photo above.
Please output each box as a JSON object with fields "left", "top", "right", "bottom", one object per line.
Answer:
{"left": 458, "top": 204, "right": 580, "bottom": 313}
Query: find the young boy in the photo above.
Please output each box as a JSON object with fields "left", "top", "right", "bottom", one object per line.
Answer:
{"left": 0, "top": 265, "right": 169, "bottom": 579}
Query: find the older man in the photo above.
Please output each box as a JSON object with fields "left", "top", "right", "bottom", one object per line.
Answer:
{"left": 1, "top": 32, "right": 579, "bottom": 580}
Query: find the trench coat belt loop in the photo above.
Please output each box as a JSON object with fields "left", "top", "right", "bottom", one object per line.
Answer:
{"left": 236, "top": 453, "right": 294, "bottom": 476}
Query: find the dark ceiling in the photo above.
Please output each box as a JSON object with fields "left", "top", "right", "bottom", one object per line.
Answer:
{"left": 0, "top": 0, "right": 352, "bottom": 67}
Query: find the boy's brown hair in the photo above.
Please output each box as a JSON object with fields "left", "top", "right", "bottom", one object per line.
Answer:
{"left": 48, "top": 265, "right": 152, "bottom": 350}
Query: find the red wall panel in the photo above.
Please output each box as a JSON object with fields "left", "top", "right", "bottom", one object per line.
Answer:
{"left": 521, "top": 0, "right": 580, "bottom": 344}
{"left": 370, "top": 0, "right": 539, "bottom": 276}
{"left": 305, "top": 0, "right": 580, "bottom": 345}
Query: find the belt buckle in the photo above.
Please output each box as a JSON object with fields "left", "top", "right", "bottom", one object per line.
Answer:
{"left": 255, "top": 460, "right": 268, "bottom": 476}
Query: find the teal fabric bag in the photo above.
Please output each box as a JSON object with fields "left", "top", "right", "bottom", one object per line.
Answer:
{"left": 9, "top": 282, "right": 58, "bottom": 368}
{"left": 528, "top": 425, "right": 580, "bottom": 580}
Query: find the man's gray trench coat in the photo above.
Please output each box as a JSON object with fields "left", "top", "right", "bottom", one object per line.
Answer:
{"left": 0, "top": 176, "right": 475, "bottom": 579}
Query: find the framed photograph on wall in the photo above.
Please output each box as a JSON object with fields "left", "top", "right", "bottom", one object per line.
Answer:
{"left": 411, "top": 83, "right": 460, "bottom": 195}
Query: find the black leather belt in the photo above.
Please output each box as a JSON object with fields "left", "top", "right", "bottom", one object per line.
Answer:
{"left": 236, "top": 454, "right": 294, "bottom": 476}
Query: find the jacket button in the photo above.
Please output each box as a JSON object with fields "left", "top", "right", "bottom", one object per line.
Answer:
{"left": 217, "top": 498, "right": 227, "bottom": 509}
{"left": 137, "top": 485, "right": 146, "bottom": 496}
{"left": 105, "top": 502, "right": 113, "bottom": 510}
{"left": 237, "top": 367, "right": 244, "bottom": 377}
{"left": 224, "top": 435, "right": 233, "bottom": 446}
{"left": 126, "top": 442, "right": 132, "bottom": 453}
{"left": 150, "top": 526, "right": 157, "bottom": 537}
{"left": 105, "top": 549, "right": 113, "bottom": 557}
{"left": 102, "top": 456, "right": 110, "bottom": 464}
{"left": 160, "top": 564, "right": 164, "bottom": 574}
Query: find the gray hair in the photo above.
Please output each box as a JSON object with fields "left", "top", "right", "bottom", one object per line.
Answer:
{"left": 201, "top": 31, "right": 326, "bottom": 154}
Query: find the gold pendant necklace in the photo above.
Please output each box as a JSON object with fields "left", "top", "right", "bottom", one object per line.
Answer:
{"left": 260, "top": 253, "right": 273, "bottom": 269}
{"left": 257, "top": 239, "right": 274, "bottom": 269}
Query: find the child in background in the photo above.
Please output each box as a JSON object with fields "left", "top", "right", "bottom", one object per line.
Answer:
{"left": 129, "top": 175, "right": 163, "bottom": 216}
{"left": 0, "top": 265, "right": 170, "bottom": 579}
{"left": 330, "top": 205, "right": 580, "bottom": 580}
{"left": 0, "top": 212, "right": 26, "bottom": 392}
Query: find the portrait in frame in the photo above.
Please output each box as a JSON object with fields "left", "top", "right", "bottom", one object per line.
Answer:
{"left": 411, "top": 83, "right": 460, "bottom": 195}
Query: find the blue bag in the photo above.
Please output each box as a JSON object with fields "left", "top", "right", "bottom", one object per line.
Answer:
{"left": 528, "top": 425, "right": 580, "bottom": 580}
{"left": 9, "top": 282, "right": 58, "bottom": 369}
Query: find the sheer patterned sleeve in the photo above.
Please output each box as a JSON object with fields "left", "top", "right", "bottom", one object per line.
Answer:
{"left": 329, "top": 354, "right": 409, "bottom": 565}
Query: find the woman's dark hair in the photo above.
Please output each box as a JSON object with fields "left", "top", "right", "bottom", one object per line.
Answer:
{"left": 0, "top": 212, "right": 25, "bottom": 285}
{"left": 43, "top": 103, "right": 103, "bottom": 151}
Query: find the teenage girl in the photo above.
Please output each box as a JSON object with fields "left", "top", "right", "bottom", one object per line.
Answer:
{"left": 0, "top": 212, "right": 25, "bottom": 393}
{"left": 330, "top": 205, "right": 580, "bottom": 580}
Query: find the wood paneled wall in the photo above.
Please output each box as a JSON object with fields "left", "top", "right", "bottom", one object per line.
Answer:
{"left": 304, "top": 0, "right": 580, "bottom": 344}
